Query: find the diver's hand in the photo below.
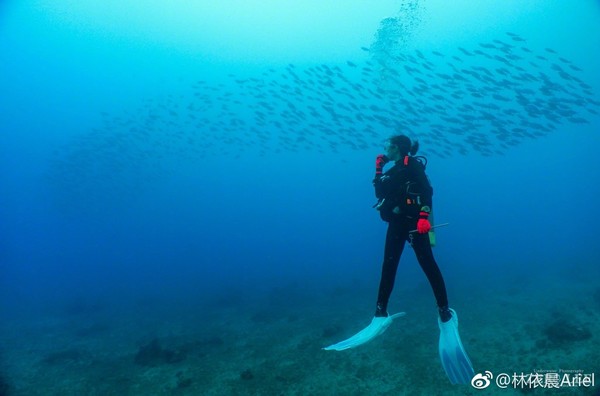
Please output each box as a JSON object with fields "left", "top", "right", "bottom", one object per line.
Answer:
{"left": 375, "top": 154, "right": 389, "bottom": 175}
{"left": 417, "top": 211, "right": 431, "bottom": 233}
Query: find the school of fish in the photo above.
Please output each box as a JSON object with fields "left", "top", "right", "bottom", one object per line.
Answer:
{"left": 48, "top": 29, "right": 598, "bottom": 211}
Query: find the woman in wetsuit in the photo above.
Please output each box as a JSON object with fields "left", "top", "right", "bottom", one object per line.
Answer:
{"left": 325, "top": 138, "right": 474, "bottom": 383}
{"left": 323, "top": 135, "right": 477, "bottom": 384}
{"left": 373, "top": 134, "right": 452, "bottom": 322}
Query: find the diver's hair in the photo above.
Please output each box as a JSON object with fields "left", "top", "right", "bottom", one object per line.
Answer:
{"left": 389, "top": 134, "right": 419, "bottom": 156}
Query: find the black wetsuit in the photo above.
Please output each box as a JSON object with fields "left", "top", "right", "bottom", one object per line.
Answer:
{"left": 373, "top": 156, "right": 448, "bottom": 317}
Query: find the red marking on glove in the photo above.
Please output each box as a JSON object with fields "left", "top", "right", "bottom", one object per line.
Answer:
{"left": 417, "top": 212, "right": 431, "bottom": 234}
{"left": 375, "top": 154, "right": 389, "bottom": 175}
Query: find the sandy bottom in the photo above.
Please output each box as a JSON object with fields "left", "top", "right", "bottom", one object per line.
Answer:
{"left": 1, "top": 270, "right": 599, "bottom": 396}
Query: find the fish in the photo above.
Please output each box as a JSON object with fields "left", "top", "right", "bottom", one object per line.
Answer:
{"left": 48, "top": 32, "right": 598, "bottom": 210}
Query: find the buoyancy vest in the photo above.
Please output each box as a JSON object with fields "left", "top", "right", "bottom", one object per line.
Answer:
{"left": 373, "top": 155, "right": 429, "bottom": 222}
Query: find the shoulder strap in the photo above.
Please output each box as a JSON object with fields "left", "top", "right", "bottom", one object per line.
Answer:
{"left": 404, "top": 155, "right": 427, "bottom": 170}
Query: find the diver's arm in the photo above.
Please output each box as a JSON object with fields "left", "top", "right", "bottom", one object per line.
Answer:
{"left": 373, "top": 154, "right": 390, "bottom": 199}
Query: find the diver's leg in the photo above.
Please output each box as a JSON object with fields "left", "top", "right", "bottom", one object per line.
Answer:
{"left": 375, "top": 221, "right": 406, "bottom": 317}
{"left": 411, "top": 232, "right": 451, "bottom": 321}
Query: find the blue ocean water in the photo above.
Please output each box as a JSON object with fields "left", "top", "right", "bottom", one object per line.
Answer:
{"left": 1, "top": 1, "right": 599, "bottom": 395}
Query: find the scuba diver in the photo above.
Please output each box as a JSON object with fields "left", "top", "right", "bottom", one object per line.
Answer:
{"left": 324, "top": 135, "right": 474, "bottom": 385}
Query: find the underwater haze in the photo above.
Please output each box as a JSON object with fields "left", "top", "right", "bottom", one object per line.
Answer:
{"left": 1, "top": 0, "right": 600, "bottom": 395}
